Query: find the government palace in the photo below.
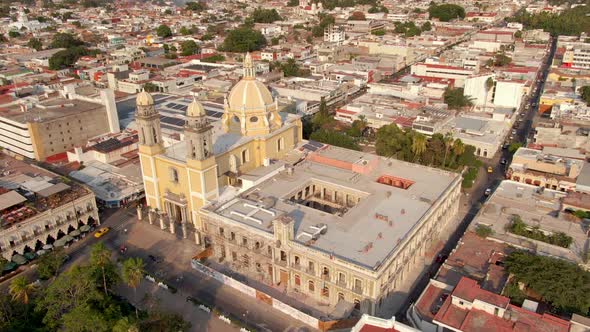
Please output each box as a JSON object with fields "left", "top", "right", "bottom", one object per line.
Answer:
{"left": 136, "top": 53, "right": 462, "bottom": 316}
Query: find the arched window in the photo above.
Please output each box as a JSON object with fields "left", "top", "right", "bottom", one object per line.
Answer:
{"left": 308, "top": 280, "right": 315, "bottom": 292}
{"left": 294, "top": 274, "right": 301, "bottom": 286}
{"left": 169, "top": 167, "right": 179, "bottom": 183}
{"left": 152, "top": 127, "right": 158, "bottom": 144}
{"left": 277, "top": 137, "right": 285, "bottom": 151}
{"left": 321, "top": 286, "right": 329, "bottom": 298}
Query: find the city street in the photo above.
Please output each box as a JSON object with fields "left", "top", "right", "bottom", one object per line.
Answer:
{"left": 395, "top": 36, "right": 557, "bottom": 322}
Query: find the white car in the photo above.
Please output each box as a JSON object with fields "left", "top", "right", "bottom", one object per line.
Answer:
{"left": 485, "top": 188, "right": 492, "bottom": 196}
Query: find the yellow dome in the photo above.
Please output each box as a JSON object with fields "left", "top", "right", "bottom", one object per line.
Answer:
{"left": 136, "top": 90, "right": 154, "bottom": 106}
{"left": 227, "top": 79, "right": 274, "bottom": 110}
{"left": 187, "top": 97, "right": 205, "bottom": 117}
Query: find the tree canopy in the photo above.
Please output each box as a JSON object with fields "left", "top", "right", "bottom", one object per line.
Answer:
{"left": 48, "top": 46, "right": 98, "bottom": 70}
{"left": 186, "top": 1, "right": 206, "bottom": 11}
{"left": 180, "top": 40, "right": 199, "bottom": 56}
{"left": 581, "top": 86, "right": 590, "bottom": 105}
{"left": 505, "top": 251, "right": 590, "bottom": 316}
{"left": 428, "top": 3, "right": 465, "bottom": 22}
{"left": 28, "top": 37, "right": 43, "bottom": 51}
{"left": 507, "top": 6, "right": 590, "bottom": 36}
{"left": 49, "top": 32, "right": 84, "bottom": 49}
{"left": 156, "top": 24, "right": 172, "bottom": 38}
{"left": 249, "top": 8, "right": 282, "bottom": 23}
{"left": 375, "top": 124, "right": 479, "bottom": 171}
{"left": 443, "top": 87, "right": 473, "bottom": 110}
{"left": 220, "top": 27, "right": 266, "bottom": 52}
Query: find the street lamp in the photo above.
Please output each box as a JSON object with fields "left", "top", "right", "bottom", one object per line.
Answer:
{"left": 243, "top": 310, "right": 249, "bottom": 328}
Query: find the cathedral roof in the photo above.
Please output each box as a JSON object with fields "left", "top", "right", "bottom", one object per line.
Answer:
{"left": 136, "top": 90, "right": 154, "bottom": 106}
{"left": 187, "top": 97, "right": 206, "bottom": 117}
{"left": 227, "top": 79, "right": 274, "bottom": 110}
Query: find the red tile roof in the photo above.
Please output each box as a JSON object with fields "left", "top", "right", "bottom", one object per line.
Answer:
{"left": 453, "top": 277, "right": 510, "bottom": 308}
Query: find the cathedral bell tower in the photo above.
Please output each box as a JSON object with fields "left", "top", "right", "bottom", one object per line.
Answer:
{"left": 136, "top": 90, "right": 164, "bottom": 155}
{"left": 185, "top": 97, "right": 213, "bottom": 161}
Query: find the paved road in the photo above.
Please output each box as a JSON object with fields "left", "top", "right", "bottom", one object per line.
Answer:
{"left": 395, "top": 36, "right": 558, "bottom": 322}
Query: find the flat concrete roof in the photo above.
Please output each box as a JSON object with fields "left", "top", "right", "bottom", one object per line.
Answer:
{"left": 206, "top": 145, "right": 460, "bottom": 269}
{"left": 0, "top": 97, "right": 104, "bottom": 124}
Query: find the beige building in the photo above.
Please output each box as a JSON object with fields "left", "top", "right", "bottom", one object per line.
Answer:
{"left": 0, "top": 154, "right": 99, "bottom": 261}
{"left": 137, "top": 54, "right": 462, "bottom": 317}
{"left": 0, "top": 88, "right": 119, "bottom": 161}
{"left": 507, "top": 148, "right": 582, "bottom": 192}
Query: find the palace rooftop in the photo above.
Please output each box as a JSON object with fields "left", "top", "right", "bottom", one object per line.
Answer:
{"left": 203, "top": 144, "right": 460, "bottom": 269}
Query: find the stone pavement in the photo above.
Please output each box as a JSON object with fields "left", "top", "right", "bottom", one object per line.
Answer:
{"left": 114, "top": 278, "right": 239, "bottom": 332}
{"left": 110, "top": 212, "right": 315, "bottom": 332}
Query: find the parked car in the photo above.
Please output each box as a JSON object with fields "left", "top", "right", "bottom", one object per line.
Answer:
{"left": 487, "top": 166, "right": 493, "bottom": 173}
{"left": 485, "top": 188, "right": 492, "bottom": 196}
{"left": 500, "top": 158, "right": 507, "bottom": 165}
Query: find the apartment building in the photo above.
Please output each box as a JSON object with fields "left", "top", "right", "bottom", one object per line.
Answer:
{"left": 410, "top": 63, "right": 474, "bottom": 87}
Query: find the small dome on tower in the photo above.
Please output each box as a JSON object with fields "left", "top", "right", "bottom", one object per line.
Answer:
{"left": 187, "top": 97, "right": 206, "bottom": 117}
{"left": 136, "top": 90, "right": 154, "bottom": 106}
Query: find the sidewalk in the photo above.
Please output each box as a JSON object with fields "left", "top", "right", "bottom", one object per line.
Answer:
{"left": 115, "top": 280, "right": 239, "bottom": 332}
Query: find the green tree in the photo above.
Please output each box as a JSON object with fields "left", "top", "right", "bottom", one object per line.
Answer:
{"left": 61, "top": 304, "right": 110, "bottom": 332}
{"left": 581, "top": 86, "right": 590, "bottom": 105}
{"left": 514, "top": 30, "right": 522, "bottom": 38}
{"left": 271, "top": 36, "right": 280, "bottom": 45}
{"left": 186, "top": 1, "right": 206, "bottom": 11}
{"left": 37, "top": 248, "right": 66, "bottom": 280}
{"left": 411, "top": 133, "right": 427, "bottom": 161}
{"left": 143, "top": 82, "right": 159, "bottom": 92}
{"left": 287, "top": 0, "right": 299, "bottom": 6}
{"left": 443, "top": 87, "right": 473, "bottom": 110}
{"left": 421, "top": 21, "right": 432, "bottom": 31}
{"left": 220, "top": 27, "right": 267, "bottom": 52}
{"left": 50, "top": 32, "right": 84, "bottom": 49}
{"left": 36, "top": 265, "right": 102, "bottom": 330}
{"left": 121, "top": 257, "right": 145, "bottom": 319}
{"left": 48, "top": 46, "right": 94, "bottom": 70}
{"left": 372, "top": 28, "right": 386, "bottom": 36}
{"left": 28, "top": 37, "right": 43, "bottom": 51}
{"left": 179, "top": 26, "right": 191, "bottom": 35}
{"left": 249, "top": 8, "right": 282, "bottom": 23}
{"left": 310, "top": 129, "right": 360, "bottom": 150}
{"left": 508, "top": 142, "right": 522, "bottom": 154}
{"left": 428, "top": 3, "right": 465, "bottom": 22}
{"left": 505, "top": 251, "right": 590, "bottom": 315}
{"left": 156, "top": 24, "right": 172, "bottom": 38}
{"left": 180, "top": 40, "right": 199, "bottom": 56}
{"left": 8, "top": 30, "right": 20, "bottom": 38}
{"left": 202, "top": 54, "right": 225, "bottom": 63}
{"left": 9, "top": 276, "right": 35, "bottom": 305}
{"left": 475, "top": 224, "right": 493, "bottom": 238}
{"left": 90, "top": 243, "right": 113, "bottom": 295}
{"left": 280, "top": 58, "right": 301, "bottom": 77}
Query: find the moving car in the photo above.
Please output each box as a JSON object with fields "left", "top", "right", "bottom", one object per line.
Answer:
{"left": 487, "top": 166, "right": 493, "bottom": 173}
{"left": 500, "top": 158, "right": 507, "bottom": 165}
{"left": 94, "top": 227, "right": 110, "bottom": 238}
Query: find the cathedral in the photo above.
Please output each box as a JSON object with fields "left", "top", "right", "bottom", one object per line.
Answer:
{"left": 136, "top": 53, "right": 461, "bottom": 316}
{"left": 137, "top": 53, "right": 303, "bottom": 243}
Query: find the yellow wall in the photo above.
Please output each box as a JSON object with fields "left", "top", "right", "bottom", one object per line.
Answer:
{"left": 140, "top": 119, "right": 303, "bottom": 226}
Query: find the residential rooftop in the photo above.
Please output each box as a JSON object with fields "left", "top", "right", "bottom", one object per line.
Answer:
{"left": 0, "top": 97, "right": 104, "bottom": 124}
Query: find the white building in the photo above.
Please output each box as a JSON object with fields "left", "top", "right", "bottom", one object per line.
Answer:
{"left": 324, "top": 25, "right": 346, "bottom": 45}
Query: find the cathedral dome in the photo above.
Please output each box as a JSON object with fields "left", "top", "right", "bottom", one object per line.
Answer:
{"left": 136, "top": 90, "right": 154, "bottom": 106}
{"left": 187, "top": 97, "right": 206, "bottom": 117}
{"left": 227, "top": 52, "right": 274, "bottom": 111}
{"left": 227, "top": 79, "right": 274, "bottom": 110}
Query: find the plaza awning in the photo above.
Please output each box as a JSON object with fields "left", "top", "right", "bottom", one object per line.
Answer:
{"left": 0, "top": 191, "right": 27, "bottom": 211}
{"left": 23, "top": 252, "right": 36, "bottom": 261}
{"left": 80, "top": 225, "right": 91, "bottom": 232}
{"left": 54, "top": 235, "right": 74, "bottom": 247}
{"left": 42, "top": 244, "right": 54, "bottom": 250}
{"left": 69, "top": 229, "right": 81, "bottom": 237}
{"left": 11, "top": 254, "right": 27, "bottom": 265}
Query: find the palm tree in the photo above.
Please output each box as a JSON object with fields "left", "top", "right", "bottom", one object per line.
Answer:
{"left": 453, "top": 138, "right": 465, "bottom": 155}
{"left": 90, "top": 242, "right": 112, "bottom": 295}
{"left": 9, "top": 276, "right": 35, "bottom": 304}
{"left": 411, "top": 134, "right": 427, "bottom": 162}
{"left": 122, "top": 257, "right": 146, "bottom": 319}
{"left": 442, "top": 132, "right": 454, "bottom": 168}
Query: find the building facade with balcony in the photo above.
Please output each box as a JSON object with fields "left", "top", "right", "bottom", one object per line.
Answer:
{"left": 0, "top": 153, "right": 100, "bottom": 261}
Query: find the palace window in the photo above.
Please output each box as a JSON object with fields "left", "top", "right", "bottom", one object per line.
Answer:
{"left": 322, "top": 286, "right": 329, "bottom": 298}
{"left": 277, "top": 137, "right": 284, "bottom": 151}
{"left": 169, "top": 167, "right": 179, "bottom": 183}
{"left": 241, "top": 149, "right": 250, "bottom": 163}
{"left": 295, "top": 274, "right": 301, "bottom": 286}
{"left": 308, "top": 280, "right": 315, "bottom": 292}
